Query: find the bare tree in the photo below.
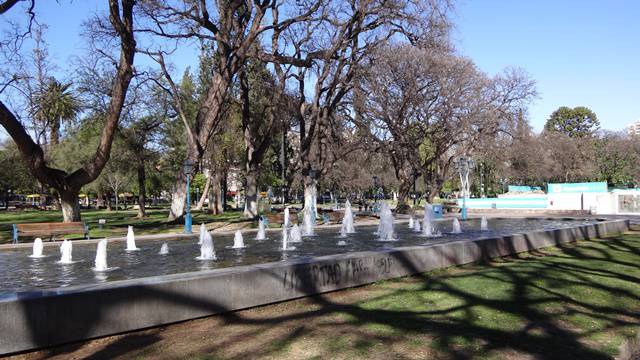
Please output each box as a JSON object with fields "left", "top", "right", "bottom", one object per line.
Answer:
{"left": 287, "top": 0, "right": 451, "bottom": 214}
{"left": 359, "top": 43, "right": 536, "bottom": 207}
{"left": 358, "top": 44, "right": 448, "bottom": 210}
{"left": 422, "top": 67, "right": 536, "bottom": 202}
{"left": 0, "top": 0, "right": 136, "bottom": 221}
{"left": 138, "top": 0, "right": 324, "bottom": 220}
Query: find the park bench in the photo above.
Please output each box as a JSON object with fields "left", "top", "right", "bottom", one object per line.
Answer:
{"left": 263, "top": 213, "right": 298, "bottom": 227}
{"left": 12, "top": 222, "right": 89, "bottom": 244}
{"left": 320, "top": 210, "right": 343, "bottom": 224}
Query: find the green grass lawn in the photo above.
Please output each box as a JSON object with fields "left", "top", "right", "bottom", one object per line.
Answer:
{"left": 19, "top": 226, "right": 640, "bottom": 360}
{"left": 0, "top": 207, "right": 248, "bottom": 244}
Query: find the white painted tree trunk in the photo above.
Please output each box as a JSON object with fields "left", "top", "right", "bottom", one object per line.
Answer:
{"left": 303, "top": 175, "right": 318, "bottom": 218}
{"left": 168, "top": 172, "right": 187, "bottom": 221}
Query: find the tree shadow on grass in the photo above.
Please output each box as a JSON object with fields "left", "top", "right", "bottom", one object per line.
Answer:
{"left": 10, "top": 230, "right": 640, "bottom": 360}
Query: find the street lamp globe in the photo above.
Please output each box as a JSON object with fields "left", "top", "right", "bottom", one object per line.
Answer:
{"left": 183, "top": 159, "right": 194, "bottom": 175}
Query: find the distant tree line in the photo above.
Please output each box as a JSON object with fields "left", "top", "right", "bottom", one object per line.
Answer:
{"left": 0, "top": 1, "right": 637, "bottom": 221}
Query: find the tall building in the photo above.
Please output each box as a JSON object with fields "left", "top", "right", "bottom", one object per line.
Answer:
{"left": 627, "top": 119, "right": 640, "bottom": 136}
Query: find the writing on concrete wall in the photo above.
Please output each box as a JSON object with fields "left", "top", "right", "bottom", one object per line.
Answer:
{"left": 282, "top": 255, "right": 397, "bottom": 291}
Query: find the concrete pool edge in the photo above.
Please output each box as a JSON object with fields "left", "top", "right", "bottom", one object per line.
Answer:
{"left": 0, "top": 218, "right": 630, "bottom": 355}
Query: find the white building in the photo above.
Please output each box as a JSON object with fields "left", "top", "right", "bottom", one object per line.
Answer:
{"left": 627, "top": 119, "right": 640, "bottom": 136}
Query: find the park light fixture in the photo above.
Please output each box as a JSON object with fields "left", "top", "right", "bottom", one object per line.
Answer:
{"left": 453, "top": 156, "right": 475, "bottom": 220}
{"left": 183, "top": 159, "right": 194, "bottom": 234}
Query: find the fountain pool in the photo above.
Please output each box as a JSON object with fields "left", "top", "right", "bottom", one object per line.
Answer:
{"left": 0, "top": 217, "right": 629, "bottom": 356}
{"left": 0, "top": 218, "right": 603, "bottom": 296}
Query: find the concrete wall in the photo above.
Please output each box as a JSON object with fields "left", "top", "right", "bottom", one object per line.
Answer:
{"left": 0, "top": 219, "right": 629, "bottom": 355}
{"left": 547, "top": 193, "right": 602, "bottom": 211}
{"left": 457, "top": 196, "right": 548, "bottom": 209}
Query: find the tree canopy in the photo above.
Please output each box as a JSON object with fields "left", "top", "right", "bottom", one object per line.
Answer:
{"left": 544, "top": 106, "right": 599, "bottom": 138}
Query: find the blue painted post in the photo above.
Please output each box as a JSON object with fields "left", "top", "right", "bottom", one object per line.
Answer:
{"left": 184, "top": 173, "right": 193, "bottom": 234}
{"left": 12, "top": 224, "right": 17, "bottom": 244}
{"left": 462, "top": 195, "right": 468, "bottom": 220}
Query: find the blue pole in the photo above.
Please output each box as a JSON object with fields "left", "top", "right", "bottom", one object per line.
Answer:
{"left": 461, "top": 195, "right": 468, "bottom": 220}
{"left": 185, "top": 174, "right": 192, "bottom": 233}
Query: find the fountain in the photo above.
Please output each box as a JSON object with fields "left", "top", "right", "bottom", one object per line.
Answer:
{"left": 0, "top": 213, "right": 622, "bottom": 356}
{"left": 198, "top": 223, "right": 206, "bottom": 245}
{"left": 29, "top": 238, "right": 45, "bottom": 258}
{"left": 339, "top": 226, "right": 347, "bottom": 238}
{"left": 125, "top": 226, "right": 139, "bottom": 251}
{"left": 452, "top": 218, "right": 462, "bottom": 234}
{"left": 256, "top": 217, "right": 267, "bottom": 240}
{"left": 281, "top": 226, "right": 295, "bottom": 251}
{"left": 159, "top": 243, "right": 169, "bottom": 255}
{"left": 58, "top": 239, "right": 73, "bottom": 264}
{"left": 481, "top": 216, "right": 489, "bottom": 231}
{"left": 284, "top": 207, "right": 290, "bottom": 228}
{"left": 232, "top": 230, "right": 245, "bottom": 249}
{"left": 93, "top": 239, "right": 110, "bottom": 271}
{"left": 422, "top": 203, "right": 441, "bottom": 237}
{"left": 408, "top": 217, "right": 414, "bottom": 229}
{"left": 196, "top": 231, "right": 216, "bottom": 260}
{"left": 341, "top": 200, "right": 355, "bottom": 234}
{"left": 413, "top": 219, "right": 421, "bottom": 233}
{"left": 289, "top": 224, "right": 302, "bottom": 243}
{"left": 377, "top": 202, "right": 396, "bottom": 241}
{"left": 303, "top": 207, "right": 315, "bottom": 236}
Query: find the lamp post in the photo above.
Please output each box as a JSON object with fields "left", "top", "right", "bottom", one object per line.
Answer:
{"left": 453, "top": 156, "right": 475, "bottom": 220}
{"left": 372, "top": 176, "right": 379, "bottom": 211}
{"left": 480, "top": 162, "right": 485, "bottom": 198}
{"left": 184, "top": 160, "right": 194, "bottom": 234}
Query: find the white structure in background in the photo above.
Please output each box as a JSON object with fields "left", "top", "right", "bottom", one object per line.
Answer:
{"left": 593, "top": 190, "right": 640, "bottom": 215}
{"left": 457, "top": 180, "right": 639, "bottom": 215}
{"left": 627, "top": 119, "right": 640, "bottom": 136}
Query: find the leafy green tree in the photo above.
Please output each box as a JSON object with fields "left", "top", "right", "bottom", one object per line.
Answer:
{"left": 544, "top": 106, "right": 599, "bottom": 138}
{"left": 594, "top": 132, "right": 637, "bottom": 187}
{"left": 0, "top": 140, "right": 37, "bottom": 207}
{"left": 35, "top": 78, "right": 80, "bottom": 145}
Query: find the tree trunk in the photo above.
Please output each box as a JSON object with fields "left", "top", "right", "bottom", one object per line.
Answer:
{"left": 396, "top": 169, "right": 413, "bottom": 214}
{"left": 168, "top": 171, "right": 188, "bottom": 221}
{"left": 59, "top": 190, "right": 81, "bottom": 222}
{"left": 136, "top": 161, "right": 146, "bottom": 218}
{"left": 210, "top": 172, "right": 224, "bottom": 215}
{"left": 50, "top": 120, "right": 60, "bottom": 146}
{"left": 222, "top": 172, "right": 228, "bottom": 212}
{"left": 50, "top": 189, "right": 61, "bottom": 210}
{"left": 106, "top": 191, "right": 112, "bottom": 211}
{"left": 425, "top": 161, "right": 447, "bottom": 203}
{"left": 195, "top": 170, "right": 211, "bottom": 211}
{"left": 303, "top": 172, "right": 318, "bottom": 217}
{"left": 243, "top": 162, "right": 259, "bottom": 218}
{"left": 96, "top": 190, "right": 104, "bottom": 209}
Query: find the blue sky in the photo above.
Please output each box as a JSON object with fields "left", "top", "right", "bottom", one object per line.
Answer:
{"left": 2, "top": 0, "right": 639, "bottom": 133}
{"left": 455, "top": 0, "right": 640, "bottom": 131}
